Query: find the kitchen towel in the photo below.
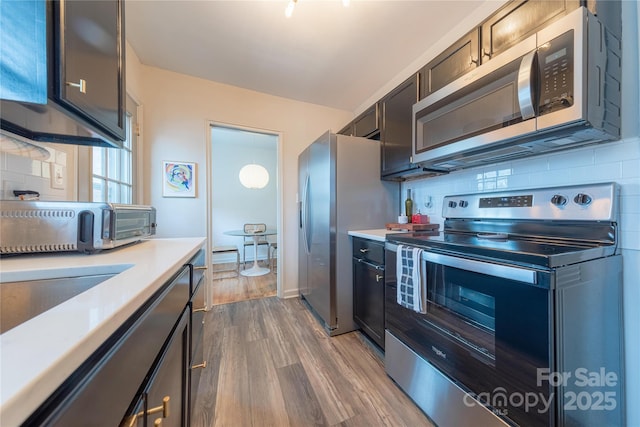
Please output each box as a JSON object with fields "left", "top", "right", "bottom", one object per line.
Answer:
{"left": 396, "top": 244, "right": 426, "bottom": 314}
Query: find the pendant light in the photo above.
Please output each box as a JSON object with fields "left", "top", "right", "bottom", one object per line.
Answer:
{"left": 239, "top": 164, "right": 269, "bottom": 189}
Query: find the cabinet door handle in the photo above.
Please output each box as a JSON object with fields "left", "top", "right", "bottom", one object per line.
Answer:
{"left": 193, "top": 306, "right": 208, "bottom": 313}
{"left": 144, "top": 396, "right": 170, "bottom": 418}
{"left": 66, "top": 78, "right": 87, "bottom": 94}
{"left": 154, "top": 419, "right": 163, "bottom": 427}
{"left": 193, "top": 265, "right": 207, "bottom": 271}
{"left": 359, "top": 248, "right": 369, "bottom": 253}
{"left": 375, "top": 274, "right": 383, "bottom": 282}
{"left": 192, "top": 361, "right": 207, "bottom": 370}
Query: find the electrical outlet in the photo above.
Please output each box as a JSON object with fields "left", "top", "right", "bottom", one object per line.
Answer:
{"left": 424, "top": 195, "right": 435, "bottom": 214}
{"left": 50, "top": 163, "right": 65, "bottom": 190}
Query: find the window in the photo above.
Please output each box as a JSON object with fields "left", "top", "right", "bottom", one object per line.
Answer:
{"left": 92, "top": 114, "right": 133, "bottom": 203}
{"left": 92, "top": 95, "right": 137, "bottom": 203}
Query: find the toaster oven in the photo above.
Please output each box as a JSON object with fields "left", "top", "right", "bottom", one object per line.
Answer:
{"left": 0, "top": 201, "right": 156, "bottom": 254}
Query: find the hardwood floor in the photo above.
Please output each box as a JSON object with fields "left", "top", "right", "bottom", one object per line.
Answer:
{"left": 211, "top": 262, "right": 277, "bottom": 305}
{"left": 191, "top": 297, "right": 433, "bottom": 427}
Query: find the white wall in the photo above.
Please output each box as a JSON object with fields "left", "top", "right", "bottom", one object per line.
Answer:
{"left": 211, "top": 127, "right": 277, "bottom": 263}
{"left": 137, "top": 65, "right": 352, "bottom": 297}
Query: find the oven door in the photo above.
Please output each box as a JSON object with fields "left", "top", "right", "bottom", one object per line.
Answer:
{"left": 385, "top": 243, "right": 554, "bottom": 426}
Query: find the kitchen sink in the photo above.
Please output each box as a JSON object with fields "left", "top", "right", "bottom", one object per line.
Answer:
{"left": 0, "top": 264, "right": 131, "bottom": 334}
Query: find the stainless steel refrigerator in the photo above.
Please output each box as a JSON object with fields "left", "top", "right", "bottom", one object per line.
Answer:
{"left": 298, "top": 131, "right": 399, "bottom": 336}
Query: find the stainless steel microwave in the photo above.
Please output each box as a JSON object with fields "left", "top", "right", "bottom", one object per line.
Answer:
{"left": 412, "top": 7, "right": 621, "bottom": 171}
{"left": 0, "top": 201, "right": 156, "bottom": 254}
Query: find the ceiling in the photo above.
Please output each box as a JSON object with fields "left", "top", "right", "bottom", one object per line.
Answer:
{"left": 125, "top": 1, "right": 488, "bottom": 112}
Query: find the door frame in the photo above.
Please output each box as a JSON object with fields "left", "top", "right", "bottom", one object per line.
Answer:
{"left": 205, "top": 121, "right": 283, "bottom": 306}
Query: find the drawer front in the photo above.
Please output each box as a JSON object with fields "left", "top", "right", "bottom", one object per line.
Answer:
{"left": 190, "top": 276, "right": 206, "bottom": 358}
{"left": 352, "top": 237, "right": 384, "bottom": 265}
{"left": 190, "top": 248, "right": 206, "bottom": 296}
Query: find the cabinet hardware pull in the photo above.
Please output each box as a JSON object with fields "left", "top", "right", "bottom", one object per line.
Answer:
{"left": 482, "top": 48, "right": 492, "bottom": 59}
{"left": 192, "top": 361, "right": 207, "bottom": 370}
{"left": 375, "top": 274, "right": 383, "bottom": 282}
{"left": 193, "top": 306, "right": 208, "bottom": 313}
{"left": 359, "top": 248, "right": 369, "bottom": 253}
{"left": 66, "top": 79, "right": 87, "bottom": 93}
{"left": 154, "top": 418, "right": 162, "bottom": 427}
{"left": 470, "top": 57, "right": 479, "bottom": 65}
{"left": 144, "top": 396, "right": 170, "bottom": 418}
{"left": 193, "top": 265, "right": 207, "bottom": 271}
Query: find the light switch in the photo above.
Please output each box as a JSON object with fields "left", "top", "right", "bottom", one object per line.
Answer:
{"left": 51, "top": 163, "right": 65, "bottom": 189}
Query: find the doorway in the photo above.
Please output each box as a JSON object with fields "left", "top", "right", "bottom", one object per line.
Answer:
{"left": 207, "top": 124, "right": 281, "bottom": 305}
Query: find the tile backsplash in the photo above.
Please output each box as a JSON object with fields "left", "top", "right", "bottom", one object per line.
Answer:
{"left": 0, "top": 135, "right": 77, "bottom": 201}
{"left": 403, "top": 136, "right": 640, "bottom": 252}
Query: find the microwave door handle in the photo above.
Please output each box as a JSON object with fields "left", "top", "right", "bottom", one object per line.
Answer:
{"left": 517, "top": 50, "right": 537, "bottom": 120}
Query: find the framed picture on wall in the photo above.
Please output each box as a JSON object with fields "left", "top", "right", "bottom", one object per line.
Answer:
{"left": 162, "top": 161, "right": 196, "bottom": 197}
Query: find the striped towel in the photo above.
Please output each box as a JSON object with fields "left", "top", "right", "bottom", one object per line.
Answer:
{"left": 396, "top": 245, "right": 426, "bottom": 314}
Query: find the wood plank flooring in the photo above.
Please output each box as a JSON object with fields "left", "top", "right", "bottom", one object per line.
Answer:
{"left": 212, "top": 262, "right": 277, "bottom": 305}
{"left": 191, "top": 296, "right": 433, "bottom": 427}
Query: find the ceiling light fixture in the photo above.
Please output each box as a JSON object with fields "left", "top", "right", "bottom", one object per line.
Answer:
{"left": 285, "top": 0, "right": 349, "bottom": 18}
{"left": 285, "top": 0, "right": 297, "bottom": 18}
{"left": 239, "top": 164, "right": 270, "bottom": 189}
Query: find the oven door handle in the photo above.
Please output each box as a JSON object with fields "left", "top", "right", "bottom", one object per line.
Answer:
{"left": 386, "top": 242, "right": 536, "bottom": 284}
{"left": 424, "top": 251, "right": 536, "bottom": 284}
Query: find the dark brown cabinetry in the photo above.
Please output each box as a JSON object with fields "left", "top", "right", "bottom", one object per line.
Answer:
{"left": 143, "top": 310, "right": 190, "bottom": 427}
{"left": 352, "top": 237, "right": 385, "bottom": 349}
{"left": 420, "top": 28, "right": 480, "bottom": 98}
{"left": 23, "top": 248, "right": 207, "bottom": 427}
{"left": 353, "top": 104, "right": 380, "bottom": 138}
{"left": 337, "top": 122, "right": 354, "bottom": 136}
{"left": 481, "top": 0, "right": 580, "bottom": 62}
{"left": 381, "top": 74, "right": 422, "bottom": 179}
{"left": 189, "top": 252, "right": 208, "bottom": 421}
{"left": 55, "top": 0, "right": 126, "bottom": 141}
{"left": 0, "top": 0, "right": 125, "bottom": 147}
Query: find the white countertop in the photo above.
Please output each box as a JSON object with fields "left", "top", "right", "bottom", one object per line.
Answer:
{"left": 0, "top": 237, "right": 205, "bottom": 426}
{"left": 348, "top": 228, "right": 405, "bottom": 242}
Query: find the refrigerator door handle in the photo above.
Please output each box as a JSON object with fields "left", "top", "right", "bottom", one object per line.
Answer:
{"left": 302, "top": 174, "right": 311, "bottom": 254}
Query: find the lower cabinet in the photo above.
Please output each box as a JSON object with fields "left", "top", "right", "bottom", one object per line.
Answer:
{"left": 122, "top": 309, "right": 189, "bottom": 427}
{"left": 352, "top": 237, "right": 385, "bottom": 349}
{"left": 22, "top": 248, "right": 207, "bottom": 427}
{"left": 189, "top": 255, "right": 208, "bottom": 421}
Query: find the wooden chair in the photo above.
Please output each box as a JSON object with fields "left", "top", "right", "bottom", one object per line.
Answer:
{"left": 212, "top": 245, "right": 240, "bottom": 278}
{"left": 243, "top": 223, "right": 269, "bottom": 268}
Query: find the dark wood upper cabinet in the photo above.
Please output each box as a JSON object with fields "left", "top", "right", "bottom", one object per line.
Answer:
{"left": 480, "top": 0, "right": 580, "bottom": 62}
{"left": 0, "top": 0, "right": 125, "bottom": 147}
{"left": 381, "top": 74, "right": 420, "bottom": 178}
{"left": 337, "top": 122, "right": 354, "bottom": 136}
{"left": 420, "top": 28, "right": 479, "bottom": 98}
{"left": 54, "top": 0, "right": 126, "bottom": 142}
{"left": 353, "top": 104, "right": 380, "bottom": 138}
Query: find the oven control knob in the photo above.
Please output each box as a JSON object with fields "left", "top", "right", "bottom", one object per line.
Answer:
{"left": 448, "top": 201, "right": 457, "bottom": 208}
{"left": 574, "top": 193, "right": 592, "bottom": 206}
{"left": 551, "top": 194, "right": 567, "bottom": 207}
{"left": 459, "top": 200, "right": 469, "bottom": 208}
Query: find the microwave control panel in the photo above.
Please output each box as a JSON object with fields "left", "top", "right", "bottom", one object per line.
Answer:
{"left": 538, "top": 30, "right": 574, "bottom": 116}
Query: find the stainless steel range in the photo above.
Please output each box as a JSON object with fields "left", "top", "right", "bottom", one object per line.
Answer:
{"left": 384, "top": 182, "right": 624, "bottom": 427}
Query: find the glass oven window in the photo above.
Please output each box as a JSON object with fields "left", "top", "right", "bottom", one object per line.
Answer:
{"left": 425, "top": 262, "right": 549, "bottom": 367}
